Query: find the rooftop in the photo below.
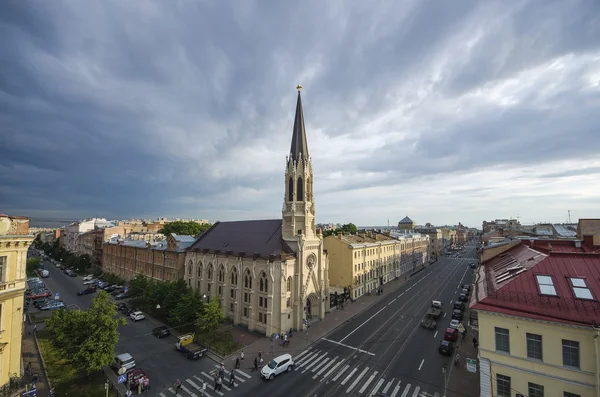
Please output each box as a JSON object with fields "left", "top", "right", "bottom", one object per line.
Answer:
{"left": 472, "top": 241, "right": 600, "bottom": 326}
{"left": 399, "top": 216, "right": 414, "bottom": 224}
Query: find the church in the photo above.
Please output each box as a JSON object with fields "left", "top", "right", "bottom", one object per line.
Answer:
{"left": 184, "top": 87, "right": 330, "bottom": 336}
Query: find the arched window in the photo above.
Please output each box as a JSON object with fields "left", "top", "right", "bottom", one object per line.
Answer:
{"left": 259, "top": 272, "right": 268, "bottom": 293}
{"left": 287, "top": 277, "right": 292, "bottom": 292}
{"left": 244, "top": 269, "right": 252, "bottom": 289}
{"left": 218, "top": 265, "right": 225, "bottom": 282}
{"left": 207, "top": 263, "right": 213, "bottom": 280}
{"left": 187, "top": 260, "right": 193, "bottom": 276}
{"left": 296, "top": 177, "right": 303, "bottom": 201}
{"left": 230, "top": 267, "right": 238, "bottom": 285}
{"left": 197, "top": 262, "right": 203, "bottom": 278}
{"left": 288, "top": 178, "right": 294, "bottom": 201}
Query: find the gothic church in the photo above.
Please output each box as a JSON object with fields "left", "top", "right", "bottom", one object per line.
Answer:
{"left": 184, "top": 87, "right": 330, "bottom": 336}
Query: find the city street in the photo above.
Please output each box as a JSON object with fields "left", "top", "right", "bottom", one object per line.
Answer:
{"left": 31, "top": 253, "right": 259, "bottom": 397}
{"left": 239, "top": 247, "right": 477, "bottom": 397}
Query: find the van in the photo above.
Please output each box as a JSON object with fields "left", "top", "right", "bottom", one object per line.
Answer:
{"left": 114, "top": 353, "right": 136, "bottom": 372}
{"left": 40, "top": 270, "right": 50, "bottom": 278}
{"left": 431, "top": 301, "right": 443, "bottom": 309}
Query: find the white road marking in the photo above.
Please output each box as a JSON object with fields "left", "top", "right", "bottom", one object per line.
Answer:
{"left": 411, "top": 386, "right": 421, "bottom": 397}
{"left": 296, "top": 351, "right": 320, "bottom": 368}
{"left": 160, "top": 393, "right": 167, "bottom": 397}
{"left": 303, "top": 353, "right": 328, "bottom": 373}
{"left": 383, "top": 378, "right": 394, "bottom": 394}
{"left": 418, "top": 359, "right": 425, "bottom": 370}
{"left": 347, "top": 367, "right": 369, "bottom": 393}
{"left": 358, "top": 371, "right": 378, "bottom": 393}
{"left": 322, "top": 338, "right": 376, "bottom": 356}
{"left": 434, "top": 392, "right": 440, "bottom": 397}
{"left": 311, "top": 357, "right": 330, "bottom": 373}
{"left": 235, "top": 369, "right": 251, "bottom": 379}
{"left": 340, "top": 367, "right": 357, "bottom": 385}
{"left": 391, "top": 380, "right": 402, "bottom": 397}
{"left": 400, "top": 383, "right": 412, "bottom": 397}
{"left": 443, "top": 312, "right": 447, "bottom": 318}
{"left": 433, "top": 331, "right": 438, "bottom": 338}
{"left": 332, "top": 364, "right": 350, "bottom": 381}
{"left": 371, "top": 378, "right": 385, "bottom": 395}
{"left": 320, "top": 360, "right": 342, "bottom": 381}
{"left": 315, "top": 356, "right": 336, "bottom": 376}
{"left": 449, "top": 300, "right": 452, "bottom": 303}
{"left": 397, "top": 292, "right": 404, "bottom": 298}
{"left": 194, "top": 375, "right": 221, "bottom": 392}
{"left": 180, "top": 384, "right": 199, "bottom": 397}
{"left": 389, "top": 298, "right": 397, "bottom": 304}
{"left": 294, "top": 347, "right": 312, "bottom": 361}
{"left": 340, "top": 305, "right": 388, "bottom": 343}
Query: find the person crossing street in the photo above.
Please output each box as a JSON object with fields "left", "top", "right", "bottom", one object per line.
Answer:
{"left": 252, "top": 356, "right": 259, "bottom": 371}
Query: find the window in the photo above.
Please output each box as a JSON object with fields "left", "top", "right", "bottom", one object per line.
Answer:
{"left": 495, "top": 327, "right": 510, "bottom": 353}
{"left": 207, "top": 263, "right": 213, "bottom": 280}
{"left": 569, "top": 278, "right": 594, "bottom": 300}
{"left": 565, "top": 392, "right": 581, "bottom": 397}
{"left": 230, "top": 268, "right": 238, "bottom": 285}
{"left": 529, "top": 382, "right": 544, "bottom": 397}
{"left": 197, "top": 263, "right": 202, "bottom": 278}
{"left": 496, "top": 374, "right": 511, "bottom": 397}
{"left": 244, "top": 269, "right": 252, "bottom": 289}
{"left": 218, "top": 266, "right": 225, "bottom": 282}
{"left": 218, "top": 286, "right": 222, "bottom": 295}
{"left": 286, "top": 297, "right": 291, "bottom": 307}
{"left": 259, "top": 272, "right": 268, "bottom": 293}
{"left": 230, "top": 289, "right": 235, "bottom": 299}
{"left": 230, "top": 303, "right": 234, "bottom": 312}
{"left": 563, "top": 340, "right": 580, "bottom": 368}
{"left": 287, "top": 277, "right": 292, "bottom": 292}
{"left": 527, "top": 333, "right": 543, "bottom": 360}
{"left": 536, "top": 275, "right": 557, "bottom": 296}
{"left": 244, "top": 293, "right": 249, "bottom": 303}
{"left": 258, "top": 312, "right": 263, "bottom": 323}
{"left": 259, "top": 296, "right": 263, "bottom": 307}
{"left": 243, "top": 307, "right": 248, "bottom": 317}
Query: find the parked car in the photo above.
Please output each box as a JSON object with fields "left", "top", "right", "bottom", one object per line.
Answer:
{"left": 41, "top": 301, "right": 65, "bottom": 311}
{"left": 77, "top": 287, "right": 97, "bottom": 296}
{"left": 97, "top": 281, "right": 109, "bottom": 289}
{"left": 458, "top": 293, "right": 468, "bottom": 302}
{"left": 28, "top": 290, "right": 51, "bottom": 300}
{"left": 82, "top": 274, "right": 94, "bottom": 281}
{"left": 438, "top": 340, "right": 454, "bottom": 356}
{"left": 115, "top": 293, "right": 129, "bottom": 300}
{"left": 449, "top": 319, "right": 460, "bottom": 329}
{"left": 152, "top": 326, "right": 171, "bottom": 338}
{"left": 104, "top": 286, "right": 117, "bottom": 293}
{"left": 33, "top": 298, "right": 49, "bottom": 309}
{"left": 83, "top": 279, "right": 98, "bottom": 285}
{"left": 130, "top": 311, "right": 145, "bottom": 321}
{"left": 453, "top": 301, "right": 465, "bottom": 311}
{"left": 261, "top": 353, "right": 294, "bottom": 380}
{"left": 117, "top": 303, "right": 128, "bottom": 312}
{"left": 444, "top": 327, "right": 458, "bottom": 342}
{"left": 69, "top": 271, "right": 78, "bottom": 277}
{"left": 452, "top": 310, "right": 463, "bottom": 321}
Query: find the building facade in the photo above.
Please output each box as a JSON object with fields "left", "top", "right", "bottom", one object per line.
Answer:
{"left": 184, "top": 88, "right": 330, "bottom": 336}
{"left": 102, "top": 233, "right": 193, "bottom": 281}
{"left": 440, "top": 228, "right": 457, "bottom": 251}
{"left": 0, "top": 214, "right": 33, "bottom": 387}
{"left": 398, "top": 216, "right": 416, "bottom": 231}
{"left": 414, "top": 227, "right": 443, "bottom": 260}
{"left": 472, "top": 240, "right": 600, "bottom": 397}
{"left": 325, "top": 231, "right": 429, "bottom": 299}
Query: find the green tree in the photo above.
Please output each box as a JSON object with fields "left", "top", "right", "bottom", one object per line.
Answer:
{"left": 170, "top": 289, "right": 204, "bottom": 326}
{"left": 322, "top": 223, "right": 358, "bottom": 237}
{"left": 33, "top": 234, "right": 42, "bottom": 248}
{"left": 45, "top": 291, "right": 126, "bottom": 376}
{"left": 158, "top": 221, "right": 212, "bottom": 236}
{"left": 196, "top": 299, "right": 223, "bottom": 340}
{"left": 129, "top": 275, "right": 150, "bottom": 298}
{"left": 26, "top": 258, "right": 41, "bottom": 277}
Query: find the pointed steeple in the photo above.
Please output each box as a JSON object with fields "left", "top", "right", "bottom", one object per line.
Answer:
{"left": 289, "top": 85, "right": 309, "bottom": 162}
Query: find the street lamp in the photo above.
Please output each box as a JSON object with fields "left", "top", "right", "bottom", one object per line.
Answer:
{"left": 156, "top": 304, "right": 161, "bottom": 310}
{"left": 442, "top": 365, "right": 447, "bottom": 397}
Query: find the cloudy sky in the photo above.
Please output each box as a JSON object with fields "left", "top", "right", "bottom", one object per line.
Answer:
{"left": 2, "top": 0, "right": 600, "bottom": 228}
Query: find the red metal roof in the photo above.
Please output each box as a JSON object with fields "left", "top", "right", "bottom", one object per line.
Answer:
{"left": 471, "top": 242, "right": 600, "bottom": 326}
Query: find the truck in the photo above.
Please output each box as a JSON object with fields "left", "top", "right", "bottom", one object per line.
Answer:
{"left": 420, "top": 301, "right": 443, "bottom": 329}
{"left": 174, "top": 333, "right": 208, "bottom": 359}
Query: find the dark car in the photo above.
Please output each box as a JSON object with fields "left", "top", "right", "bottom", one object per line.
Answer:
{"left": 453, "top": 301, "right": 465, "bottom": 311}
{"left": 458, "top": 293, "right": 468, "bottom": 302}
{"left": 126, "top": 308, "right": 139, "bottom": 316}
{"left": 117, "top": 303, "right": 128, "bottom": 312}
{"left": 69, "top": 272, "right": 78, "bottom": 277}
{"left": 104, "top": 286, "right": 117, "bottom": 293}
{"left": 439, "top": 340, "right": 454, "bottom": 356}
{"left": 452, "top": 310, "right": 463, "bottom": 321}
{"left": 152, "top": 326, "right": 171, "bottom": 338}
{"left": 77, "top": 287, "right": 96, "bottom": 296}
{"left": 33, "top": 298, "right": 49, "bottom": 308}
{"left": 461, "top": 284, "right": 472, "bottom": 293}
{"left": 469, "top": 263, "right": 476, "bottom": 269}
{"left": 115, "top": 293, "right": 129, "bottom": 300}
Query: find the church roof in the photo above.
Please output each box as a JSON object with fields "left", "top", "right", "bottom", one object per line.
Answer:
{"left": 289, "top": 89, "right": 309, "bottom": 162}
{"left": 399, "top": 216, "right": 414, "bottom": 224}
{"left": 187, "top": 219, "right": 295, "bottom": 260}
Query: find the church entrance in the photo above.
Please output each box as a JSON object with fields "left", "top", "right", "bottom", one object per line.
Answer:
{"left": 306, "top": 298, "right": 312, "bottom": 319}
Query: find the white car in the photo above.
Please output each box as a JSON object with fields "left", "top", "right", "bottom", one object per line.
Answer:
{"left": 449, "top": 319, "right": 460, "bottom": 329}
{"left": 130, "top": 311, "right": 145, "bottom": 321}
{"left": 82, "top": 275, "right": 94, "bottom": 282}
{"left": 260, "top": 353, "right": 294, "bottom": 380}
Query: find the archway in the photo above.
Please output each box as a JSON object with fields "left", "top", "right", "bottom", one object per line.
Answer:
{"left": 306, "top": 298, "right": 312, "bottom": 317}
{"left": 305, "top": 293, "right": 319, "bottom": 320}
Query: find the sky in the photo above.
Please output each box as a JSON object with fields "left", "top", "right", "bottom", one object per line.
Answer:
{"left": 1, "top": 0, "right": 600, "bottom": 228}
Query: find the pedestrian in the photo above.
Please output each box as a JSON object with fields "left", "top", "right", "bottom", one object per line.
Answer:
{"left": 201, "top": 380, "right": 207, "bottom": 396}
{"left": 258, "top": 351, "right": 262, "bottom": 361}
{"left": 175, "top": 379, "right": 182, "bottom": 395}
{"left": 230, "top": 371, "right": 235, "bottom": 386}
{"left": 289, "top": 327, "right": 293, "bottom": 337}
{"left": 240, "top": 350, "right": 245, "bottom": 362}
{"left": 214, "top": 375, "right": 218, "bottom": 390}
{"left": 218, "top": 366, "right": 224, "bottom": 379}
{"left": 235, "top": 357, "right": 240, "bottom": 369}
{"left": 143, "top": 376, "right": 149, "bottom": 392}
{"left": 33, "top": 325, "right": 37, "bottom": 334}
{"left": 284, "top": 333, "right": 289, "bottom": 347}
{"left": 252, "top": 356, "right": 258, "bottom": 371}
{"left": 473, "top": 337, "right": 478, "bottom": 349}
{"left": 216, "top": 376, "right": 222, "bottom": 391}
{"left": 464, "top": 327, "right": 468, "bottom": 336}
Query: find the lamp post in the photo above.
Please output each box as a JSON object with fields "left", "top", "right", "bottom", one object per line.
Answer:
{"left": 442, "top": 365, "right": 448, "bottom": 397}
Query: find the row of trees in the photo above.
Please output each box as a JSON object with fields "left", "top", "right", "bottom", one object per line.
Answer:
{"left": 158, "top": 221, "right": 212, "bottom": 237}
{"left": 322, "top": 223, "right": 358, "bottom": 238}
{"left": 33, "top": 238, "right": 93, "bottom": 273}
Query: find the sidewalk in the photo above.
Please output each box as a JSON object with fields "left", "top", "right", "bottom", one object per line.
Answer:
{"left": 223, "top": 264, "right": 435, "bottom": 370}
{"left": 22, "top": 315, "right": 50, "bottom": 397}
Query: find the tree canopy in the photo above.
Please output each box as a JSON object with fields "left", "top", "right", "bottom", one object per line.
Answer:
{"left": 26, "top": 257, "right": 41, "bottom": 277}
{"left": 159, "top": 221, "right": 212, "bottom": 236}
{"left": 322, "top": 223, "right": 358, "bottom": 237}
{"left": 45, "top": 291, "right": 126, "bottom": 375}
{"left": 196, "top": 299, "right": 223, "bottom": 338}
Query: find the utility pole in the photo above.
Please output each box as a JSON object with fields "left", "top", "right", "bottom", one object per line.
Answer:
{"left": 568, "top": 210, "right": 571, "bottom": 224}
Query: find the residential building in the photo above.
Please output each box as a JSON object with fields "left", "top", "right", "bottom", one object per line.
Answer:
{"left": 482, "top": 219, "right": 521, "bottom": 234}
{"left": 184, "top": 88, "right": 330, "bottom": 337}
{"left": 472, "top": 239, "right": 600, "bottom": 397}
{"left": 63, "top": 218, "right": 115, "bottom": 253}
{"left": 37, "top": 229, "right": 60, "bottom": 244}
{"left": 398, "top": 216, "right": 416, "bottom": 231}
{"left": 325, "top": 230, "right": 429, "bottom": 299}
{"left": 577, "top": 219, "right": 600, "bottom": 249}
{"left": 440, "top": 228, "right": 457, "bottom": 251}
{"left": 414, "top": 226, "right": 443, "bottom": 260}
{"left": 102, "top": 233, "right": 194, "bottom": 281}
{"left": 0, "top": 214, "right": 34, "bottom": 387}
{"left": 456, "top": 223, "right": 468, "bottom": 244}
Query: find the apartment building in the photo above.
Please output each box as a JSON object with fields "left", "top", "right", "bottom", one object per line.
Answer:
{"left": 0, "top": 214, "right": 34, "bottom": 387}
{"left": 414, "top": 226, "right": 443, "bottom": 260}
{"left": 472, "top": 240, "right": 600, "bottom": 397}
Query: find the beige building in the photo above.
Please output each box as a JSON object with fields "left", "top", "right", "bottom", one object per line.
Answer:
{"left": 398, "top": 216, "right": 416, "bottom": 231}
{"left": 325, "top": 231, "right": 429, "bottom": 299}
{"left": 102, "top": 234, "right": 194, "bottom": 281}
{"left": 184, "top": 88, "right": 329, "bottom": 337}
{"left": 414, "top": 226, "right": 443, "bottom": 260}
{"left": 440, "top": 228, "right": 457, "bottom": 250}
{"left": 0, "top": 214, "right": 33, "bottom": 387}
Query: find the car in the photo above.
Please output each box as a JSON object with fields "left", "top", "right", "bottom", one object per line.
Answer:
{"left": 41, "top": 301, "right": 65, "bottom": 311}
{"left": 261, "top": 353, "right": 294, "bottom": 380}
{"left": 438, "top": 340, "right": 454, "bottom": 356}
{"left": 59, "top": 265, "right": 66, "bottom": 270}
{"left": 28, "top": 290, "right": 52, "bottom": 300}
{"left": 126, "top": 308, "right": 139, "bottom": 316}
{"left": 453, "top": 301, "right": 465, "bottom": 311}
{"left": 115, "top": 293, "right": 129, "bottom": 300}
{"left": 117, "top": 303, "right": 128, "bottom": 312}
{"left": 33, "top": 298, "right": 50, "bottom": 308}
{"left": 97, "top": 281, "right": 109, "bottom": 289}
{"left": 452, "top": 310, "right": 463, "bottom": 321}
{"left": 461, "top": 284, "right": 472, "bottom": 293}
{"left": 104, "top": 286, "right": 117, "bottom": 293}
{"left": 82, "top": 274, "right": 94, "bottom": 281}
{"left": 458, "top": 293, "right": 468, "bottom": 302}
{"left": 77, "top": 287, "right": 97, "bottom": 296}
{"left": 69, "top": 272, "right": 78, "bottom": 277}
{"left": 54, "top": 262, "right": 61, "bottom": 268}
{"left": 469, "top": 263, "right": 476, "bottom": 269}
{"left": 152, "top": 326, "right": 171, "bottom": 338}
{"left": 83, "top": 279, "right": 98, "bottom": 285}
{"left": 130, "top": 311, "right": 145, "bottom": 321}
{"left": 449, "top": 319, "right": 460, "bottom": 329}
{"left": 444, "top": 327, "right": 458, "bottom": 341}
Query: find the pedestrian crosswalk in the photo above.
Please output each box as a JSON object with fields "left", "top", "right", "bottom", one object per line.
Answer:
{"left": 292, "top": 347, "right": 441, "bottom": 397}
{"left": 158, "top": 366, "right": 252, "bottom": 397}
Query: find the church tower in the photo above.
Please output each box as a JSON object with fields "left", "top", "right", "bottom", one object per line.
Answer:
{"left": 282, "top": 85, "right": 317, "bottom": 242}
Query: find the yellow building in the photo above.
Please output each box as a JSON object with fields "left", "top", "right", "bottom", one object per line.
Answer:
{"left": 415, "top": 226, "right": 443, "bottom": 260}
{"left": 325, "top": 231, "right": 429, "bottom": 299}
{"left": 471, "top": 240, "right": 600, "bottom": 397}
{"left": 440, "top": 228, "right": 457, "bottom": 250}
{"left": 0, "top": 214, "right": 33, "bottom": 387}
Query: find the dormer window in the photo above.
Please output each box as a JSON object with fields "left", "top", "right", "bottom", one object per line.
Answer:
{"left": 536, "top": 275, "right": 557, "bottom": 296}
{"left": 569, "top": 278, "right": 594, "bottom": 300}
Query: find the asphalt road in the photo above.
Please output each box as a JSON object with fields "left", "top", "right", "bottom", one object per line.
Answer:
{"left": 28, "top": 248, "right": 260, "bottom": 397}
{"left": 240, "top": 245, "right": 478, "bottom": 397}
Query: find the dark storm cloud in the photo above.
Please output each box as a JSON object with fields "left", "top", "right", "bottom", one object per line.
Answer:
{"left": 1, "top": 0, "right": 599, "bottom": 223}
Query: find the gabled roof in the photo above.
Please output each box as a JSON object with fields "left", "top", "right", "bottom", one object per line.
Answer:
{"left": 472, "top": 242, "right": 600, "bottom": 326}
{"left": 399, "top": 216, "right": 414, "bottom": 224}
{"left": 187, "top": 219, "right": 295, "bottom": 260}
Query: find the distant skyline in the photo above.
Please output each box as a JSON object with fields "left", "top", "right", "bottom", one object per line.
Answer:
{"left": 2, "top": 1, "right": 600, "bottom": 227}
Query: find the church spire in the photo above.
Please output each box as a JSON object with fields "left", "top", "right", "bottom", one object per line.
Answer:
{"left": 289, "top": 85, "right": 309, "bottom": 162}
